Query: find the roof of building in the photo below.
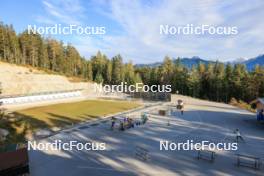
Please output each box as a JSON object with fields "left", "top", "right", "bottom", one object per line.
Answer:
{"left": 258, "top": 98, "right": 264, "bottom": 104}
{"left": 250, "top": 98, "right": 264, "bottom": 105}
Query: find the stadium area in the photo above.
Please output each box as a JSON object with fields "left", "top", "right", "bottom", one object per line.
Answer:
{"left": 28, "top": 95, "right": 264, "bottom": 176}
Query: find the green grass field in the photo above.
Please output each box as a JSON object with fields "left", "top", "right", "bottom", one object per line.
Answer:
{"left": 1, "top": 100, "right": 140, "bottom": 144}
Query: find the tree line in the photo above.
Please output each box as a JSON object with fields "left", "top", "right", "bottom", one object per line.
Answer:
{"left": 0, "top": 22, "right": 141, "bottom": 85}
{"left": 1, "top": 22, "right": 264, "bottom": 103}
{"left": 136, "top": 57, "right": 264, "bottom": 103}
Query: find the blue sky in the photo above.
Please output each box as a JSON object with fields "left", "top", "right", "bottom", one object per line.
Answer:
{"left": 0, "top": 0, "right": 264, "bottom": 63}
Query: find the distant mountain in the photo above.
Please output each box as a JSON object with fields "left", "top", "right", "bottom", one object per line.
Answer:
{"left": 136, "top": 54, "right": 264, "bottom": 70}
{"left": 135, "top": 62, "right": 162, "bottom": 68}
{"left": 231, "top": 58, "right": 247, "bottom": 64}
{"left": 135, "top": 56, "right": 213, "bottom": 69}
{"left": 242, "top": 54, "right": 264, "bottom": 71}
{"left": 174, "top": 56, "right": 213, "bottom": 69}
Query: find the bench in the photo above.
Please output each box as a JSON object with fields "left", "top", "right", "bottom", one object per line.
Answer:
{"left": 236, "top": 154, "right": 261, "bottom": 170}
{"left": 176, "top": 105, "right": 183, "bottom": 110}
{"left": 135, "top": 146, "right": 150, "bottom": 161}
{"left": 197, "top": 149, "right": 216, "bottom": 162}
{"left": 124, "top": 122, "right": 131, "bottom": 129}
{"left": 158, "top": 110, "right": 166, "bottom": 116}
{"left": 0, "top": 147, "right": 30, "bottom": 176}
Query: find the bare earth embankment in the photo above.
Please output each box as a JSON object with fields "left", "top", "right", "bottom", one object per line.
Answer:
{"left": 0, "top": 62, "right": 95, "bottom": 96}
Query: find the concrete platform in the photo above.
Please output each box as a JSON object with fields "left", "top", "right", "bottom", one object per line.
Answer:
{"left": 29, "top": 96, "right": 264, "bottom": 176}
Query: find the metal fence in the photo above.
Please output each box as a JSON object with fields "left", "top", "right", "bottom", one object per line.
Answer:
{"left": 127, "top": 92, "right": 171, "bottom": 102}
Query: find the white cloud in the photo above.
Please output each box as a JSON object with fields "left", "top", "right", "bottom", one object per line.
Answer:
{"left": 39, "top": 0, "right": 84, "bottom": 25}
{"left": 37, "top": 0, "right": 264, "bottom": 63}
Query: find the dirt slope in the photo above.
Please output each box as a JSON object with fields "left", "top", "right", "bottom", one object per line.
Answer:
{"left": 0, "top": 62, "right": 96, "bottom": 96}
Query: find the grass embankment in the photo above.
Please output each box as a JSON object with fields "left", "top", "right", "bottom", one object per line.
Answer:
{"left": 0, "top": 100, "right": 140, "bottom": 144}
{"left": 229, "top": 98, "right": 256, "bottom": 113}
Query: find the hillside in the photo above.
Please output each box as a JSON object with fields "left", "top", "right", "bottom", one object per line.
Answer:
{"left": 136, "top": 57, "right": 214, "bottom": 68}
{"left": 243, "top": 54, "right": 264, "bottom": 71}
{"left": 175, "top": 57, "right": 213, "bottom": 68}
{"left": 0, "top": 62, "right": 96, "bottom": 96}
{"left": 136, "top": 55, "right": 264, "bottom": 70}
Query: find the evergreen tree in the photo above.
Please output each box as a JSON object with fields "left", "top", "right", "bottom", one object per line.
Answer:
{"left": 223, "top": 63, "right": 233, "bottom": 102}
{"left": 86, "top": 62, "right": 93, "bottom": 81}
{"left": 94, "top": 72, "right": 104, "bottom": 83}
{"left": 105, "top": 60, "right": 112, "bottom": 84}
{"left": 91, "top": 51, "right": 106, "bottom": 80}
{"left": 111, "top": 55, "right": 124, "bottom": 84}
{"left": 188, "top": 66, "right": 200, "bottom": 97}
{"left": 161, "top": 56, "right": 174, "bottom": 85}
{"left": 124, "top": 62, "right": 136, "bottom": 85}
{"left": 0, "top": 21, "right": 264, "bottom": 104}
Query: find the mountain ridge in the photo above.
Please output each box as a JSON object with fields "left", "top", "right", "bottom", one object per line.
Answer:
{"left": 135, "top": 54, "right": 264, "bottom": 70}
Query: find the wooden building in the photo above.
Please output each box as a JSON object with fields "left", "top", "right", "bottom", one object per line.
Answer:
{"left": 251, "top": 98, "right": 264, "bottom": 121}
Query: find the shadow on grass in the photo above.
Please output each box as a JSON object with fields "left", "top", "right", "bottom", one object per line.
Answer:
{"left": 46, "top": 113, "right": 84, "bottom": 126}
{"left": 0, "top": 112, "right": 50, "bottom": 149}
{"left": 0, "top": 111, "right": 104, "bottom": 147}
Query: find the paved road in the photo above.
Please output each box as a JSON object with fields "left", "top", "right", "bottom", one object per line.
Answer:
{"left": 29, "top": 95, "right": 264, "bottom": 176}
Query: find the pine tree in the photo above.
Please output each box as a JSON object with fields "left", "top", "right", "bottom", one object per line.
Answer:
{"left": 111, "top": 55, "right": 124, "bottom": 84}
{"left": 91, "top": 51, "right": 107, "bottom": 80}
{"left": 87, "top": 62, "right": 93, "bottom": 81}
{"left": 223, "top": 63, "right": 233, "bottom": 102}
{"left": 0, "top": 21, "right": 264, "bottom": 104}
{"left": 161, "top": 56, "right": 174, "bottom": 85}
{"left": 105, "top": 60, "right": 112, "bottom": 84}
{"left": 188, "top": 66, "right": 201, "bottom": 97}
{"left": 124, "top": 62, "right": 136, "bottom": 85}
{"left": 213, "top": 61, "right": 225, "bottom": 101}
{"left": 94, "top": 72, "right": 104, "bottom": 83}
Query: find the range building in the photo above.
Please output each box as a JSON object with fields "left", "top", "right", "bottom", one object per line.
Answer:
{"left": 251, "top": 98, "right": 264, "bottom": 121}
